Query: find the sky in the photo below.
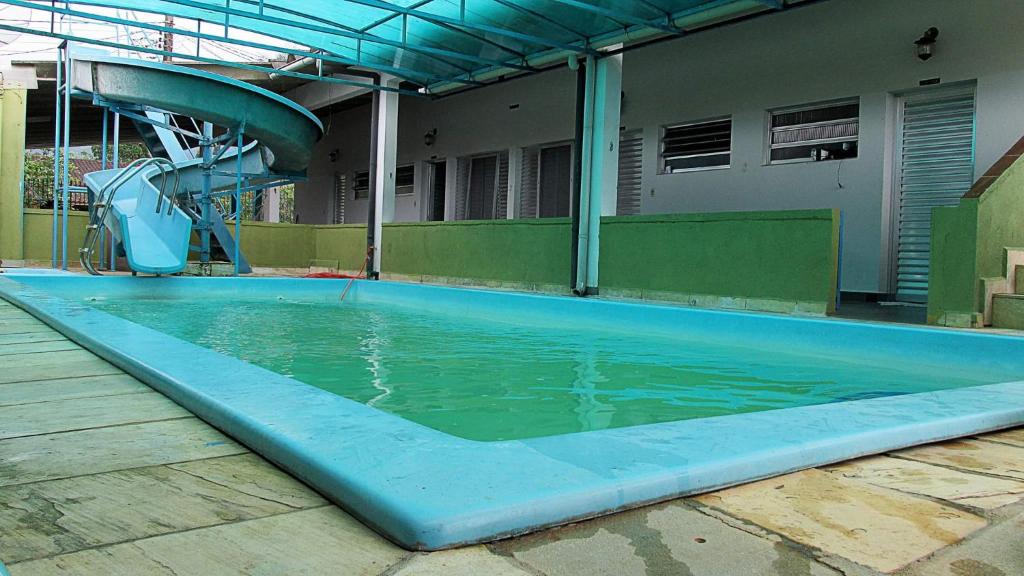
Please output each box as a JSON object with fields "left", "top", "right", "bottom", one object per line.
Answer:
{"left": 0, "top": 4, "right": 300, "bottom": 65}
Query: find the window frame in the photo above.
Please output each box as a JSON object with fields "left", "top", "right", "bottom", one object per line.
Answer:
{"left": 766, "top": 98, "right": 860, "bottom": 166}
{"left": 395, "top": 164, "right": 415, "bottom": 196}
{"left": 353, "top": 170, "right": 370, "bottom": 200}
{"left": 660, "top": 116, "right": 732, "bottom": 174}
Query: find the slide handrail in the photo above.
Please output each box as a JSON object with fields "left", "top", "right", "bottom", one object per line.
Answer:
{"left": 79, "top": 157, "right": 180, "bottom": 275}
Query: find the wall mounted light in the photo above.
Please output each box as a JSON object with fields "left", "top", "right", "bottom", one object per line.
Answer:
{"left": 328, "top": 148, "right": 339, "bottom": 162}
{"left": 915, "top": 27, "right": 939, "bottom": 61}
{"left": 424, "top": 128, "right": 437, "bottom": 147}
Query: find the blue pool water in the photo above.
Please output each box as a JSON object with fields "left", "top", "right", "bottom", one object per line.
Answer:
{"left": 84, "top": 293, "right": 1002, "bottom": 441}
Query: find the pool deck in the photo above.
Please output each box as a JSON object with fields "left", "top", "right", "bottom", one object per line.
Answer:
{"left": 1, "top": 300, "right": 1022, "bottom": 575}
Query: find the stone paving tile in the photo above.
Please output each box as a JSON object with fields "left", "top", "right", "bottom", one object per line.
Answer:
{"left": 0, "top": 464, "right": 305, "bottom": 563}
{"left": 0, "top": 340, "right": 79, "bottom": 356}
{"left": 169, "top": 454, "right": 327, "bottom": 509}
{"left": 7, "top": 507, "right": 408, "bottom": 576}
{"left": 901, "top": 509, "right": 1024, "bottom": 576}
{"left": 394, "top": 547, "right": 534, "bottom": 575}
{"left": 0, "top": 353, "right": 123, "bottom": 385}
{"left": 979, "top": 427, "right": 1024, "bottom": 448}
{"left": 0, "top": 332, "right": 67, "bottom": 346}
{"left": 826, "top": 456, "right": 1024, "bottom": 510}
{"left": 0, "top": 374, "right": 149, "bottom": 407}
{"left": 0, "top": 418, "right": 247, "bottom": 487}
{"left": 0, "top": 320, "right": 52, "bottom": 336}
{"left": 894, "top": 440, "right": 1024, "bottom": 481}
{"left": 495, "top": 499, "right": 840, "bottom": 576}
{"left": 695, "top": 469, "right": 987, "bottom": 573}
{"left": 1, "top": 349, "right": 105, "bottom": 369}
{"left": 0, "top": 393, "right": 189, "bottom": 440}
{"left": 501, "top": 527, "right": 647, "bottom": 576}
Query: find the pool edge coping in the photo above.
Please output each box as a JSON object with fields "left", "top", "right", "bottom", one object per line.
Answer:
{"left": 2, "top": 274, "right": 1024, "bottom": 551}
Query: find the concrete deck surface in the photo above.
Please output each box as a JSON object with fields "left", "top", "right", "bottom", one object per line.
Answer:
{"left": 1, "top": 300, "right": 1022, "bottom": 575}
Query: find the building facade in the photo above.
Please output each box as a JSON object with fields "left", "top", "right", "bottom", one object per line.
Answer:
{"left": 294, "top": 0, "right": 1024, "bottom": 298}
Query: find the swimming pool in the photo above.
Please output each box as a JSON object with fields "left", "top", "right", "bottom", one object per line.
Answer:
{"left": 3, "top": 273, "right": 1024, "bottom": 549}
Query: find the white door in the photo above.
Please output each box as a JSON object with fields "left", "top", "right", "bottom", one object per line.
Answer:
{"left": 894, "top": 84, "right": 976, "bottom": 302}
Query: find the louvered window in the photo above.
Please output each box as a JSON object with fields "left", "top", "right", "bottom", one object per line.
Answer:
{"left": 768, "top": 100, "right": 859, "bottom": 164}
{"left": 661, "top": 117, "right": 731, "bottom": 172}
{"left": 333, "top": 172, "right": 346, "bottom": 224}
{"left": 617, "top": 131, "right": 643, "bottom": 215}
{"left": 353, "top": 170, "right": 370, "bottom": 199}
{"left": 395, "top": 164, "right": 415, "bottom": 195}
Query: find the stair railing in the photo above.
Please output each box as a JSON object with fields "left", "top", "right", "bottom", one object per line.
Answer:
{"left": 79, "top": 157, "right": 180, "bottom": 275}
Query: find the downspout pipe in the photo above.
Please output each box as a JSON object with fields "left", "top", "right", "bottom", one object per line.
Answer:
{"left": 569, "top": 57, "right": 586, "bottom": 293}
{"left": 268, "top": 55, "right": 316, "bottom": 79}
{"left": 573, "top": 55, "right": 597, "bottom": 296}
{"left": 365, "top": 75, "right": 381, "bottom": 279}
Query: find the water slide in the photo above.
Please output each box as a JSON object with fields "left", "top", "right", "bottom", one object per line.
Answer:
{"left": 71, "top": 49, "right": 323, "bottom": 274}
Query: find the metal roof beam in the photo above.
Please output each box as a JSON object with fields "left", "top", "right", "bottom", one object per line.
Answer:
{"left": 0, "top": 22, "right": 430, "bottom": 96}
{"left": 67, "top": 0, "right": 535, "bottom": 74}
{"left": 410, "top": 13, "right": 529, "bottom": 60}
{"left": 0, "top": 0, "right": 474, "bottom": 86}
{"left": 541, "top": 0, "right": 683, "bottom": 35}
{"left": 53, "top": 0, "right": 481, "bottom": 75}
{"left": 342, "top": 0, "right": 597, "bottom": 55}
{"left": 218, "top": 0, "right": 480, "bottom": 74}
{"left": 489, "top": 0, "right": 589, "bottom": 40}
{"left": 144, "top": 0, "right": 493, "bottom": 74}
{"left": 207, "top": 0, "right": 542, "bottom": 72}
{"left": 358, "top": 0, "right": 436, "bottom": 32}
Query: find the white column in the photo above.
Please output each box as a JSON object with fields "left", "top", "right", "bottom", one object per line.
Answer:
{"left": 576, "top": 53, "right": 623, "bottom": 294}
{"left": 443, "top": 157, "right": 458, "bottom": 221}
{"left": 265, "top": 187, "right": 281, "bottom": 223}
{"left": 506, "top": 147, "right": 521, "bottom": 219}
{"left": 372, "top": 76, "right": 400, "bottom": 274}
{"left": 415, "top": 160, "right": 429, "bottom": 221}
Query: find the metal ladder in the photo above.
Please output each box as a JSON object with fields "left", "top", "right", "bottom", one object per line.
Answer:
{"left": 79, "top": 157, "right": 181, "bottom": 275}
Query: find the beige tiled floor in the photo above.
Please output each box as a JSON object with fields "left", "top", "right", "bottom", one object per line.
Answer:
{"left": 1, "top": 299, "right": 1022, "bottom": 576}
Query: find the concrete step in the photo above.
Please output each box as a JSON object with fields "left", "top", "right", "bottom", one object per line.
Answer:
{"left": 991, "top": 293, "right": 1024, "bottom": 330}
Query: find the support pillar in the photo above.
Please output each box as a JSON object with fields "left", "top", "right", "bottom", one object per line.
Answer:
{"left": 443, "top": 157, "right": 457, "bottom": 222}
{"left": 0, "top": 87, "right": 27, "bottom": 263}
{"left": 506, "top": 147, "right": 522, "bottom": 219}
{"left": 265, "top": 187, "right": 281, "bottom": 223}
{"left": 573, "top": 53, "right": 622, "bottom": 295}
{"left": 370, "top": 75, "right": 399, "bottom": 277}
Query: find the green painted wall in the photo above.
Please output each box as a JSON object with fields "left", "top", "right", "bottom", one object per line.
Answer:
{"left": 22, "top": 209, "right": 89, "bottom": 263}
{"left": 927, "top": 158, "right": 1024, "bottom": 327}
{"left": 381, "top": 219, "right": 572, "bottom": 288}
{"left": 926, "top": 201, "right": 979, "bottom": 326}
{"left": 228, "top": 221, "right": 316, "bottom": 268}
{"left": 314, "top": 224, "right": 369, "bottom": 271}
{"left": 0, "top": 89, "right": 27, "bottom": 260}
{"left": 600, "top": 209, "right": 840, "bottom": 313}
{"left": 17, "top": 208, "right": 841, "bottom": 315}
{"left": 975, "top": 160, "right": 1024, "bottom": 280}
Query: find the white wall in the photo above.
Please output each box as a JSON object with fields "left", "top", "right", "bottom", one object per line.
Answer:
{"left": 296, "top": 0, "right": 1024, "bottom": 294}
{"left": 296, "top": 69, "right": 577, "bottom": 225}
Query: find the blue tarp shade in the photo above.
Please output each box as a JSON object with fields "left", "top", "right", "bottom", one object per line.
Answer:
{"left": 9, "top": 0, "right": 795, "bottom": 92}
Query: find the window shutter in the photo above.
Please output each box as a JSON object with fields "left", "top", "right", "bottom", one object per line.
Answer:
{"left": 519, "top": 147, "right": 540, "bottom": 218}
{"left": 617, "top": 131, "right": 643, "bottom": 216}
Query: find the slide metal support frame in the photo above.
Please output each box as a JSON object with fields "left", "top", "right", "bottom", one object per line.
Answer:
{"left": 200, "top": 121, "right": 214, "bottom": 265}
{"left": 234, "top": 129, "right": 244, "bottom": 276}
{"left": 50, "top": 42, "right": 63, "bottom": 269}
